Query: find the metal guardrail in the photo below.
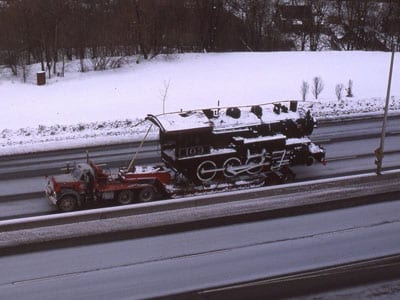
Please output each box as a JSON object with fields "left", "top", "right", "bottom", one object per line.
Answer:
{"left": 317, "top": 111, "right": 400, "bottom": 125}
{"left": 198, "top": 253, "right": 400, "bottom": 299}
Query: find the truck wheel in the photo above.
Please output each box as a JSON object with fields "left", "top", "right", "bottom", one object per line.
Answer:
{"left": 58, "top": 196, "right": 77, "bottom": 212}
{"left": 138, "top": 187, "right": 154, "bottom": 202}
{"left": 117, "top": 190, "right": 134, "bottom": 205}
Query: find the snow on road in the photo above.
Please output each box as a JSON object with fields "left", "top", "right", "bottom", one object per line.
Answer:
{"left": 0, "top": 51, "right": 399, "bottom": 155}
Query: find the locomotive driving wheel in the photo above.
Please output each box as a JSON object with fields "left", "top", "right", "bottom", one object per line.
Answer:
{"left": 246, "top": 157, "right": 264, "bottom": 174}
{"left": 197, "top": 160, "right": 217, "bottom": 182}
{"left": 223, "top": 157, "right": 241, "bottom": 178}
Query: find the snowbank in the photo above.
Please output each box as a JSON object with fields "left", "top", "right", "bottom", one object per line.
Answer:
{"left": 1, "top": 51, "right": 399, "bottom": 156}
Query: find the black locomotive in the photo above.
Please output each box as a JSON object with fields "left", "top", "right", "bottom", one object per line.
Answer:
{"left": 146, "top": 101, "right": 325, "bottom": 183}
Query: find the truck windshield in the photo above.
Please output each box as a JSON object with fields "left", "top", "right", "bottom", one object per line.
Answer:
{"left": 71, "top": 168, "right": 82, "bottom": 180}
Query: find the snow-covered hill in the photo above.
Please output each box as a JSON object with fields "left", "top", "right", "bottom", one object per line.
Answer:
{"left": 0, "top": 51, "right": 399, "bottom": 155}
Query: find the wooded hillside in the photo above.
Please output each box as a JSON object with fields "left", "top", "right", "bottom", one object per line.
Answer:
{"left": 0, "top": 0, "right": 399, "bottom": 78}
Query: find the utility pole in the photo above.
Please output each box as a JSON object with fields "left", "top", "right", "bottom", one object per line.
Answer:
{"left": 376, "top": 50, "right": 395, "bottom": 175}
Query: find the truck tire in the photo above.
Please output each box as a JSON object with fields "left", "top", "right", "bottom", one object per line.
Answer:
{"left": 117, "top": 190, "right": 134, "bottom": 205}
{"left": 58, "top": 196, "right": 77, "bottom": 212}
{"left": 138, "top": 187, "right": 155, "bottom": 202}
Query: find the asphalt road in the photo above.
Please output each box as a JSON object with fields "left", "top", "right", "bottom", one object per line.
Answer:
{"left": 0, "top": 117, "right": 399, "bottom": 219}
{"left": 1, "top": 115, "right": 400, "bottom": 180}
{"left": 0, "top": 117, "right": 399, "bottom": 299}
{"left": 1, "top": 197, "right": 400, "bottom": 299}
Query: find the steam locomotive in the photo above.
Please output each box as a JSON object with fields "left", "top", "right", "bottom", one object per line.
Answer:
{"left": 146, "top": 101, "right": 325, "bottom": 184}
{"left": 47, "top": 100, "right": 327, "bottom": 212}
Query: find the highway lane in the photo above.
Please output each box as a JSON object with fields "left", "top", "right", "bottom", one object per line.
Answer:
{"left": 313, "top": 115, "right": 400, "bottom": 142}
{"left": 0, "top": 197, "right": 56, "bottom": 221}
{"left": 1, "top": 197, "right": 400, "bottom": 299}
{"left": 0, "top": 138, "right": 399, "bottom": 220}
{"left": 1, "top": 115, "right": 399, "bottom": 179}
{"left": 1, "top": 134, "right": 398, "bottom": 196}
{"left": 1, "top": 131, "right": 399, "bottom": 198}
{"left": 298, "top": 277, "right": 400, "bottom": 299}
{"left": 0, "top": 143, "right": 161, "bottom": 180}
{"left": 0, "top": 140, "right": 160, "bottom": 169}
{"left": 0, "top": 117, "right": 399, "bottom": 220}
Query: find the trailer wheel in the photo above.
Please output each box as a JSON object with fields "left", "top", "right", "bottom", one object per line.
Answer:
{"left": 281, "top": 167, "right": 295, "bottom": 183}
{"left": 138, "top": 187, "right": 155, "bottom": 202}
{"left": 58, "top": 196, "right": 77, "bottom": 212}
{"left": 264, "top": 174, "right": 280, "bottom": 186}
{"left": 117, "top": 190, "right": 134, "bottom": 205}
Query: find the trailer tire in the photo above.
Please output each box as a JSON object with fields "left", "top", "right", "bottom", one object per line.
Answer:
{"left": 138, "top": 187, "right": 155, "bottom": 202}
{"left": 306, "top": 156, "right": 314, "bottom": 166}
{"left": 58, "top": 195, "right": 77, "bottom": 212}
{"left": 117, "top": 190, "right": 134, "bottom": 205}
{"left": 265, "top": 174, "right": 280, "bottom": 186}
{"left": 281, "top": 167, "right": 295, "bottom": 183}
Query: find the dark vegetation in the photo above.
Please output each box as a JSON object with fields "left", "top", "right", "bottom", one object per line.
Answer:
{"left": 0, "top": 0, "right": 399, "bottom": 78}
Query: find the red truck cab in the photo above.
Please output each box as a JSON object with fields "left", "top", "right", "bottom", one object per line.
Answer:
{"left": 46, "top": 161, "right": 171, "bottom": 212}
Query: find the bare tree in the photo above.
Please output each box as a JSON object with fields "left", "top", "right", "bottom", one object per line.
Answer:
{"left": 306, "top": 0, "right": 329, "bottom": 51}
{"left": 160, "top": 79, "right": 171, "bottom": 114}
{"left": 300, "top": 80, "right": 309, "bottom": 101}
{"left": 20, "top": 51, "right": 31, "bottom": 83}
{"left": 4, "top": 50, "right": 18, "bottom": 76}
{"left": 312, "top": 76, "right": 324, "bottom": 99}
{"left": 335, "top": 83, "right": 345, "bottom": 101}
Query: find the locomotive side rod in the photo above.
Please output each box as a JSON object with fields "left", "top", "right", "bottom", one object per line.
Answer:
{"left": 200, "top": 161, "right": 272, "bottom": 176}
